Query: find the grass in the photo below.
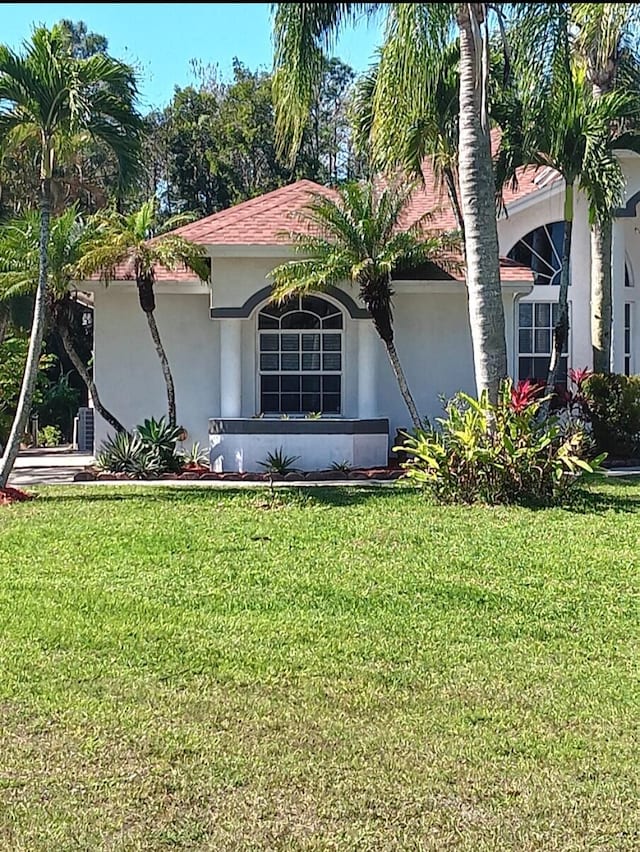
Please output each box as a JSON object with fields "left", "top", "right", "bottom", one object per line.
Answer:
{"left": 0, "top": 481, "right": 638, "bottom": 851}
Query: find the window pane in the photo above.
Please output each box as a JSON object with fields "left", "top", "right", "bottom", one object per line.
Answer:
{"left": 302, "top": 334, "right": 320, "bottom": 351}
{"left": 625, "top": 356, "right": 631, "bottom": 376}
{"left": 535, "top": 303, "right": 550, "bottom": 327}
{"left": 281, "top": 394, "right": 301, "bottom": 413}
{"left": 552, "top": 302, "right": 559, "bottom": 324}
{"left": 302, "top": 353, "right": 321, "bottom": 371}
{"left": 281, "top": 353, "right": 300, "bottom": 371}
{"left": 260, "top": 353, "right": 278, "bottom": 371}
{"left": 281, "top": 375, "right": 300, "bottom": 392}
{"left": 323, "top": 334, "right": 341, "bottom": 351}
{"left": 322, "top": 393, "right": 341, "bottom": 413}
{"left": 322, "top": 313, "right": 343, "bottom": 329}
{"left": 519, "top": 302, "right": 533, "bottom": 327}
{"left": 625, "top": 303, "right": 631, "bottom": 325}
{"left": 322, "top": 375, "right": 340, "bottom": 393}
{"left": 323, "top": 353, "right": 341, "bottom": 370}
{"left": 302, "top": 296, "right": 332, "bottom": 316}
{"left": 258, "top": 315, "right": 278, "bottom": 329}
{"left": 625, "top": 329, "right": 631, "bottom": 352}
{"left": 302, "top": 393, "right": 321, "bottom": 411}
{"left": 262, "top": 375, "right": 279, "bottom": 392}
{"left": 261, "top": 393, "right": 279, "bottom": 412}
{"left": 519, "top": 329, "right": 533, "bottom": 354}
{"left": 534, "top": 329, "right": 550, "bottom": 353}
{"left": 302, "top": 375, "right": 320, "bottom": 392}
{"left": 281, "top": 311, "right": 320, "bottom": 329}
{"left": 281, "top": 333, "right": 299, "bottom": 351}
{"left": 260, "top": 334, "right": 278, "bottom": 351}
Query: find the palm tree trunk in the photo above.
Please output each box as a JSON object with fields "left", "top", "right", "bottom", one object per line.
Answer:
{"left": 590, "top": 79, "right": 613, "bottom": 375}
{"left": 591, "top": 217, "right": 613, "bottom": 373}
{"left": 382, "top": 338, "right": 422, "bottom": 430}
{"left": 0, "top": 179, "right": 51, "bottom": 489}
{"left": 444, "top": 165, "right": 464, "bottom": 235}
{"left": 456, "top": 3, "right": 507, "bottom": 405}
{"left": 56, "top": 313, "right": 127, "bottom": 436}
{"left": 145, "top": 308, "right": 177, "bottom": 427}
{"left": 546, "top": 184, "right": 573, "bottom": 395}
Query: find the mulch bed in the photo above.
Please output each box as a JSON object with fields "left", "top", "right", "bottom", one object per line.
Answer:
{"left": 74, "top": 466, "right": 406, "bottom": 483}
{"left": 0, "top": 486, "right": 34, "bottom": 505}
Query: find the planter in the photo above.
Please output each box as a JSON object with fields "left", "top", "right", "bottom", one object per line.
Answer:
{"left": 209, "top": 418, "right": 389, "bottom": 473}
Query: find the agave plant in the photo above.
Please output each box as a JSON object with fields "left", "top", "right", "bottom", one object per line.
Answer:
{"left": 258, "top": 447, "right": 301, "bottom": 475}
{"left": 135, "top": 416, "right": 183, "bottom": 472}
{"left": 95, "top": 432, "right": 161, "bottom": 479}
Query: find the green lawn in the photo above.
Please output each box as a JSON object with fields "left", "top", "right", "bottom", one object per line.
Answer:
{"left": 0, "top": 482, "right": 638, "bottom": 851}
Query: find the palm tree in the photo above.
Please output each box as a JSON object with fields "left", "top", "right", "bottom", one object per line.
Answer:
{"left": 268, "top": 180, "right": 460, "bottom": 429}
{"left": 0, "top": 25, "right": 142, "bottom": 489}
{"left": 572, "top": 3, "right": 640, "bottom": 373}
{"left": 273, "top": 3, "right": 509, "bottom": 404}
{"left": 0, "top": 208, "right": 126, "bottom": 434}
{"left": 74, "top": 201, "right": 210, "bottom": 426}
{"left": 352, "top": 41, "right": 463, "bottom": 231}
{"left": 499, "top": 4, "right": 640, "bottom": 394}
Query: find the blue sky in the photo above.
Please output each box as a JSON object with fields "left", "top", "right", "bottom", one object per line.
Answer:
{"left": 2, "top": 3, "right": 383, "bottom": 111}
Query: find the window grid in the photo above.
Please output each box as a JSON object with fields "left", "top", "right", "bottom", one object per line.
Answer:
{"left": 258, "top": 296, "right": 343, "bottom": 415}
{"left": 625, "top": 302, "right": 632, "bottom": 376}
{"left": 518, "top": 301, "right": 568, "bottom": 384}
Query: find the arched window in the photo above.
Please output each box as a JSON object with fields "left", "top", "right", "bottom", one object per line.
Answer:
{"left": 508, "top": 222, "right": 564, "bottom": 286}
{"left": 509, "top": 222, "right": 567, "bottom": 382}
{"left": 258, "top": 295, "right": 343, "bottom": 415}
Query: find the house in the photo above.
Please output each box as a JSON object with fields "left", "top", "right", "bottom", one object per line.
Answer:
{"left": 83, "top": 150, "right": 640, "bottom": 471}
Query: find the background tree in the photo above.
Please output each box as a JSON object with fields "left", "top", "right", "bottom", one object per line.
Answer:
{"left": 269, "top": 181, "right": 460, "bottom": 428}
{"left": 0, "top": 24, "right": 142, "bottom": 489}
{"left": 75, "top": 201, "right": 210, "bottom": 427}
{"left": 0, "top": 208, "right": 126, "bottom": 433}
{"left": 273, "top": 2, "right": 509, "bottom": 404}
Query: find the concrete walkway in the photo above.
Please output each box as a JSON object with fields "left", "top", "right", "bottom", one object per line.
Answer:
{"left": 9, "top": 448, "right": 94, "bottom": 487}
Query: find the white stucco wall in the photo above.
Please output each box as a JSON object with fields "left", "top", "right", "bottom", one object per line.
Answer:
{"left": 92, "top": 287, "right": 217, "bottom": 450}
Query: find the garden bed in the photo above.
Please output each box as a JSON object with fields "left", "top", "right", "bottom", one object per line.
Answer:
{"left": 73, "top": 465, "right": 406, "bottom": 483}
{"left": 0, "top": 486, "right": 34, "bottom": 505}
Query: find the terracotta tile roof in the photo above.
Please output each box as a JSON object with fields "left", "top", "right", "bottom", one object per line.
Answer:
{"left": 101, "top": 255, "right": 203, "bottom": 283}
{"left": 104, "top": 132, "right": 544, "bottom": 284}
{"left": 172, "top": 179, "right": 338, "bottom": 245}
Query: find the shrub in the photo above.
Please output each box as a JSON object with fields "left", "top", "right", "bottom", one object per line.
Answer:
{"left": 96, "top": 416, "right": 185, "bottom": 477}
{"left": 135, "top": 416, "right": 184, "bottom": 472}
{"left": 581, "top": 373, "right": 640, "bottom": 458}
{"left": 38, "top": 424, "right": 63, "bottom": 448}
{"left": 258, "top": 447, "right": 301, "bottom": 475}
{"left": 395, "top": 381, "right": 604, "bottom": 505}
{"left": 179, "top": 441, "right": 209, "bottom": 468}
{"left": 95, "top": 431, "right": 161, "bottom": 478}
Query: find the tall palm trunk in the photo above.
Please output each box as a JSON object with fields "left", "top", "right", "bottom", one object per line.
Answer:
{"left": 591, "top": 217, "right": 613, "bottom": 373}
{"left": 590, "top": 78, "right": 614, "bottom": 374}
{"left": 382, "top": 338, "right": 422, "bottom": 429}
{"left": 56, "top": 311, "right": 127, "bottom": 436}
{"left": 456, "top": 3, "right": 507, "bottom": 405}
{"left": 0, "top": 179, "right": 50, "bottom": 488}
{"left": 546, "top": 184, "right": 573, "bottom": 394}
{"left": 137, "top": 275, "right": 177, "bottom": 426}
{"left": 368, "top": 295, "right": 421, "bottom": 429}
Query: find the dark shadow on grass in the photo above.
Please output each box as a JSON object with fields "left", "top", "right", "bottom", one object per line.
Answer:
{"left": 33, "top": 483, "right": 412, "bottom": 509}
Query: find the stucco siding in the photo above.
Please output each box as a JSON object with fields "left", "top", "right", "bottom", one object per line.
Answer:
{"left": 93, "top": 289, "right": 217, "bottom": 450}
